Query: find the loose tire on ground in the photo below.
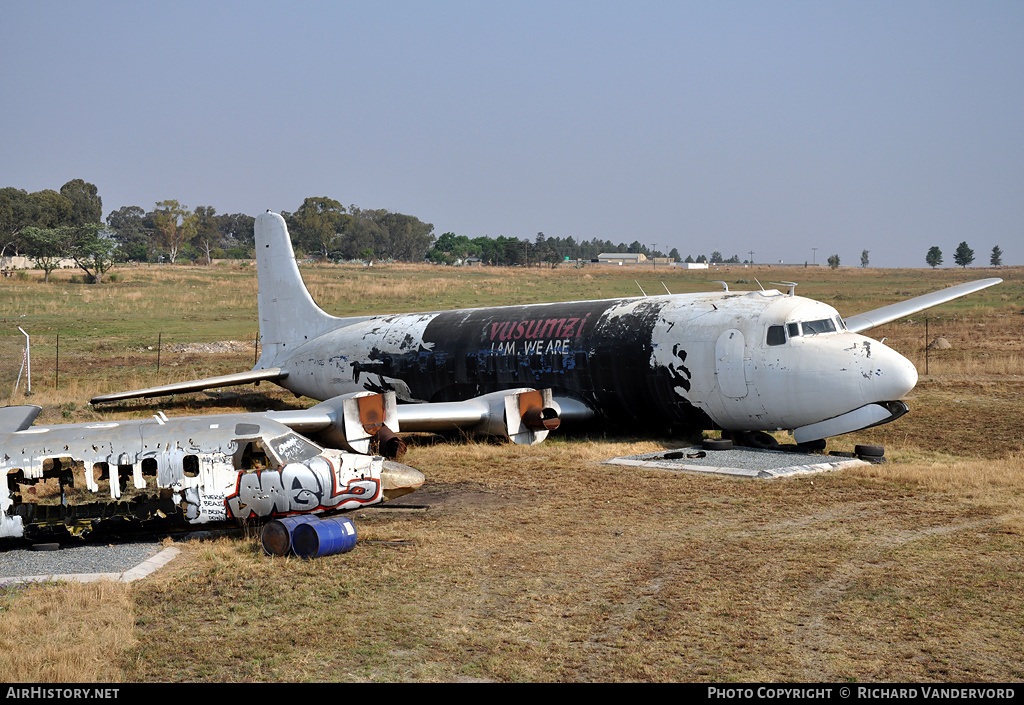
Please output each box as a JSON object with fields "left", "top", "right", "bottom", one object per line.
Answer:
{"left": 701, "top": 438, "right": 733, "bottom": 451}
{"left": 855, "top": 444, "right": 885, "bottom": 458}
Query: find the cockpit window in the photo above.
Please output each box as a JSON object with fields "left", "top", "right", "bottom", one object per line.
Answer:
{"left": 267, "top": 433, "right": 323, "bottom": 463}
{"left": 766, "top": 325, "right": 786, "bottom": 346}
{"left": 836, "top": 316, "right": 847, "bottom": 331}
{"left": 787, "top": 322, "right": 801, "bottom": 338}
{"left": 802, "top": 318, "right": 837, "bottom": 335}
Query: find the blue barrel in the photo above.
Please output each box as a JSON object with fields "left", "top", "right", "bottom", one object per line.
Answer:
{"left": 291, "top": 516, "right": 358, "bottom": 559}
{"left": 261, "top": 515, "right": 321, "bottom": 557}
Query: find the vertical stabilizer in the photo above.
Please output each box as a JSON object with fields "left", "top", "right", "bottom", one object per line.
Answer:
{"left": 254, "top": 211, "right": 340, "bottom": 367}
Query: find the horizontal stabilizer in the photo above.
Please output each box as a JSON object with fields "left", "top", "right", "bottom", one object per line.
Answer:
{"left": 844, "top": 278, "right": 1002, "bottom": 333}
{"left": 90, "top": 367, "right": 289, "bottom": 404}
{"left": 0, "top": 405, "right": 42, "bottom": 433}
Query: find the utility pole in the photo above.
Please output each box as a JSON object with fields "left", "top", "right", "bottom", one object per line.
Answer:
{"left": 812, "top": 247, "right": 817, "bottom": 266}
{"left": 748, "top": 251, "right": 755, "bottom": 265}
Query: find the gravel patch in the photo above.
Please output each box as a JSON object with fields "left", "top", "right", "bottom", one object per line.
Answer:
{"left": 0, "top": 541, "right": 164, "bottom": 584}
{"left": 137, "top": 340, "right": 256, "bottom": 354}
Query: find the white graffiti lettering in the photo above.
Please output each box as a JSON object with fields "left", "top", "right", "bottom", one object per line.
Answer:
{"left": 225, "top": 456, "right": 381, "bottom": 518}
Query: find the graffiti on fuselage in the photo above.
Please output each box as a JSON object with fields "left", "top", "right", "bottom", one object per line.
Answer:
{"left": 225, "top": 456, "right": 381, "bottom": 519}
{"left": 486, "top": 313, "right": 591, "bottom": 356}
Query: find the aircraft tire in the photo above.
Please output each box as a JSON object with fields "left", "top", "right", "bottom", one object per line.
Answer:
{"left": 701, "top": 438, "right": 733, "bottom": 451}
{"left": 854, "top": 444, "right": 885, "bottom": 458}
{"left": 797, "top": 439, "right": 828, "bottom": 451}
{"left": 739, "top": 431, "right": 779, "bottom": 449}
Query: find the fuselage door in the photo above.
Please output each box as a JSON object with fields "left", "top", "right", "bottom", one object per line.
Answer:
{"left": 715, "top": 329, "right": 748, "bottom": 399}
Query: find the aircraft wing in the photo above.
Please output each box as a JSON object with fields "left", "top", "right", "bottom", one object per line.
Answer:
{"left": 843, "top": 278, "right": 1002, "bottom": 334}
{"left": 89, "top": 367, "right": 288, "bottom": 404}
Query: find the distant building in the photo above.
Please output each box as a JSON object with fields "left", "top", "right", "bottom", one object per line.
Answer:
{"left": 671, "top": 261, "right": 709, "bottom": 270}
{"left": 1, "top": 255, "right": 77, "bottom": 270}
{"left": 598, "top": 253, "right": 647, "bottom": 264}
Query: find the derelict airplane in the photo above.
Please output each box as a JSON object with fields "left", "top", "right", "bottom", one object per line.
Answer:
{"left": 1, "top": 397, "right": 426, "bottom": 539}
{"left": 92, "top": 210, "right": 1001, "bottom": 446}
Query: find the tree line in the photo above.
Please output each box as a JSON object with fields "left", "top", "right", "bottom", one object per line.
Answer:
{"left": 925, "top": 242, "right": 1003, "bottom": 269}
{"left": 6, "top": 179, "right": 1008, "bottom": 282}
{"left": 1, "top": 180, "right": 725, "bottom": 273}
{"left": 1, "top": 184, "right": 439, "bottom": 281}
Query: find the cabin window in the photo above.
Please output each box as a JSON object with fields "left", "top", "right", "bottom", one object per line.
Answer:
{"left": 183, "top": 455, "right": 199, "bottom": 478}
{"left": 766, "top": 325, "right": 787, "bottom": 346}
{"left": 787, "top": 322, "right": 801, "bottom": 338}
{"left": 802, "top": 318, "right": 837, "bottom": 335}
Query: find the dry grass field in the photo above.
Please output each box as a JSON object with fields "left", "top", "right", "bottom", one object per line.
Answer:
{"left": 1, "top": 262, "right": 1022, "bottom": 682}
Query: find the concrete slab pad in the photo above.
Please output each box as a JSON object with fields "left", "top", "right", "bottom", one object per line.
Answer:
{"left": 1, "top": 546, "right": 181, "bottom": 585}
{"left": 604, "top": 446, "right": 869, "bottom": 479}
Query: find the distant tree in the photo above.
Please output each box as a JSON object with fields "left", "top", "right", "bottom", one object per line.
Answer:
{"left": 0, "top": 187, "right": 32, "bottom": 257}
{"left": 373, "top": 211, "right": 435, "bottom": 261}
{"left": 710, "top": 251, "right": 723, "bottom": 264}
{"left": 926, "top": 246, "right": 943, "bottom": 268}
{"left": 106, "top": 205, "right": 150, "bottom": 262}
{"left": 668, "top": 247, "right": 680, "bottom": 261}
{"left": 293, "top": 197, "right": 350, "bottom": 258}
{"left": 21, "top": 226, "right": 72, "bottom": 283}
{"left": 27, "top": 189, "right": 73, "bottom": 229}
{"left": 67, "top": 223, "right": 118, "bottom": 283}
{"left": 152, "top": 200, "right": 196, "bottom": 263}
{"left": 342, "top": 205, "right": 382, "bottom": 260}
{"left": 58, "top": 179, "right": 102, "bottom": 226}
{"left": 726, "top": 254, "right": 741, "bottom": 264}
{"left": 953, "top": 241, "right": 974, "bottom": 268}
{"left": 860, "top": 249, "right": 869, "bottom": 267}
{"left": 429, "top": 231, "right": 480, "bottom": 264}
{"left": 216, "top": 212, "right": 255, "bottom": 256}
{"left": 684, "top": 254, "right": 694, "bottom": 263}
{"left": 990, "top": 245, "right": 1003, "bottom": 267}
{"left": 1, "top": 185, "right": 98, "bottom": 258}
{"left": 193, "top": 205, "right": 220, "bottom": 263}
{"left": 827, "top": 254, "right": 840, "bottom": 269}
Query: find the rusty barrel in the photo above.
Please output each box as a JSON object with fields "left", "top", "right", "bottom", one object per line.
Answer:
{"left": 291, "top": 516, "right": 358, "bottom": 559}
{"left": 261, "top": 515, "right": 321, "bottom": 556}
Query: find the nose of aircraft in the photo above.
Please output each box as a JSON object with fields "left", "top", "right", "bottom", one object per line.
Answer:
{"left": 381, "top": 459, "right": 426, "bottom": 499}
{"left": 860, "top": 339, "right": 919, "bottom": 402}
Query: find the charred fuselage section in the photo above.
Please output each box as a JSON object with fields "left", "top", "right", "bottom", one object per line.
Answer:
{"left": 0, "top": 406, "right": 418, "bottom": 541}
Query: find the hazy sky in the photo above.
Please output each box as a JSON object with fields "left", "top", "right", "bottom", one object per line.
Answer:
{"left": 3, "top": 1, "right": 1022, "bottom": 268}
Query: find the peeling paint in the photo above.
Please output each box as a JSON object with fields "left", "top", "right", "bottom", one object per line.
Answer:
{"left": 1, "top": 410, "right": 392, "bottom": 540}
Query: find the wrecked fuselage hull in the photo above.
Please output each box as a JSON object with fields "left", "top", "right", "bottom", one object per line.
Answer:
{"left": 279, "top": 296, "right": 721, "bottom": 431}
{"left": 1, "top": 406, "right": 398, "bottom": 540}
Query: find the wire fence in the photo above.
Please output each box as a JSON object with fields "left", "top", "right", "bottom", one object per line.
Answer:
{"left": 2, "top": 330, "right": 261, "bottom": 404}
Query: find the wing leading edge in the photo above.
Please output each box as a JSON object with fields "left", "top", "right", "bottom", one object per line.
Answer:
{"left": 843, "top": 278, "right": 1002, "bottom": 334}
{"left": 90, "top": 367, "right": 288, "bottom": 404}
